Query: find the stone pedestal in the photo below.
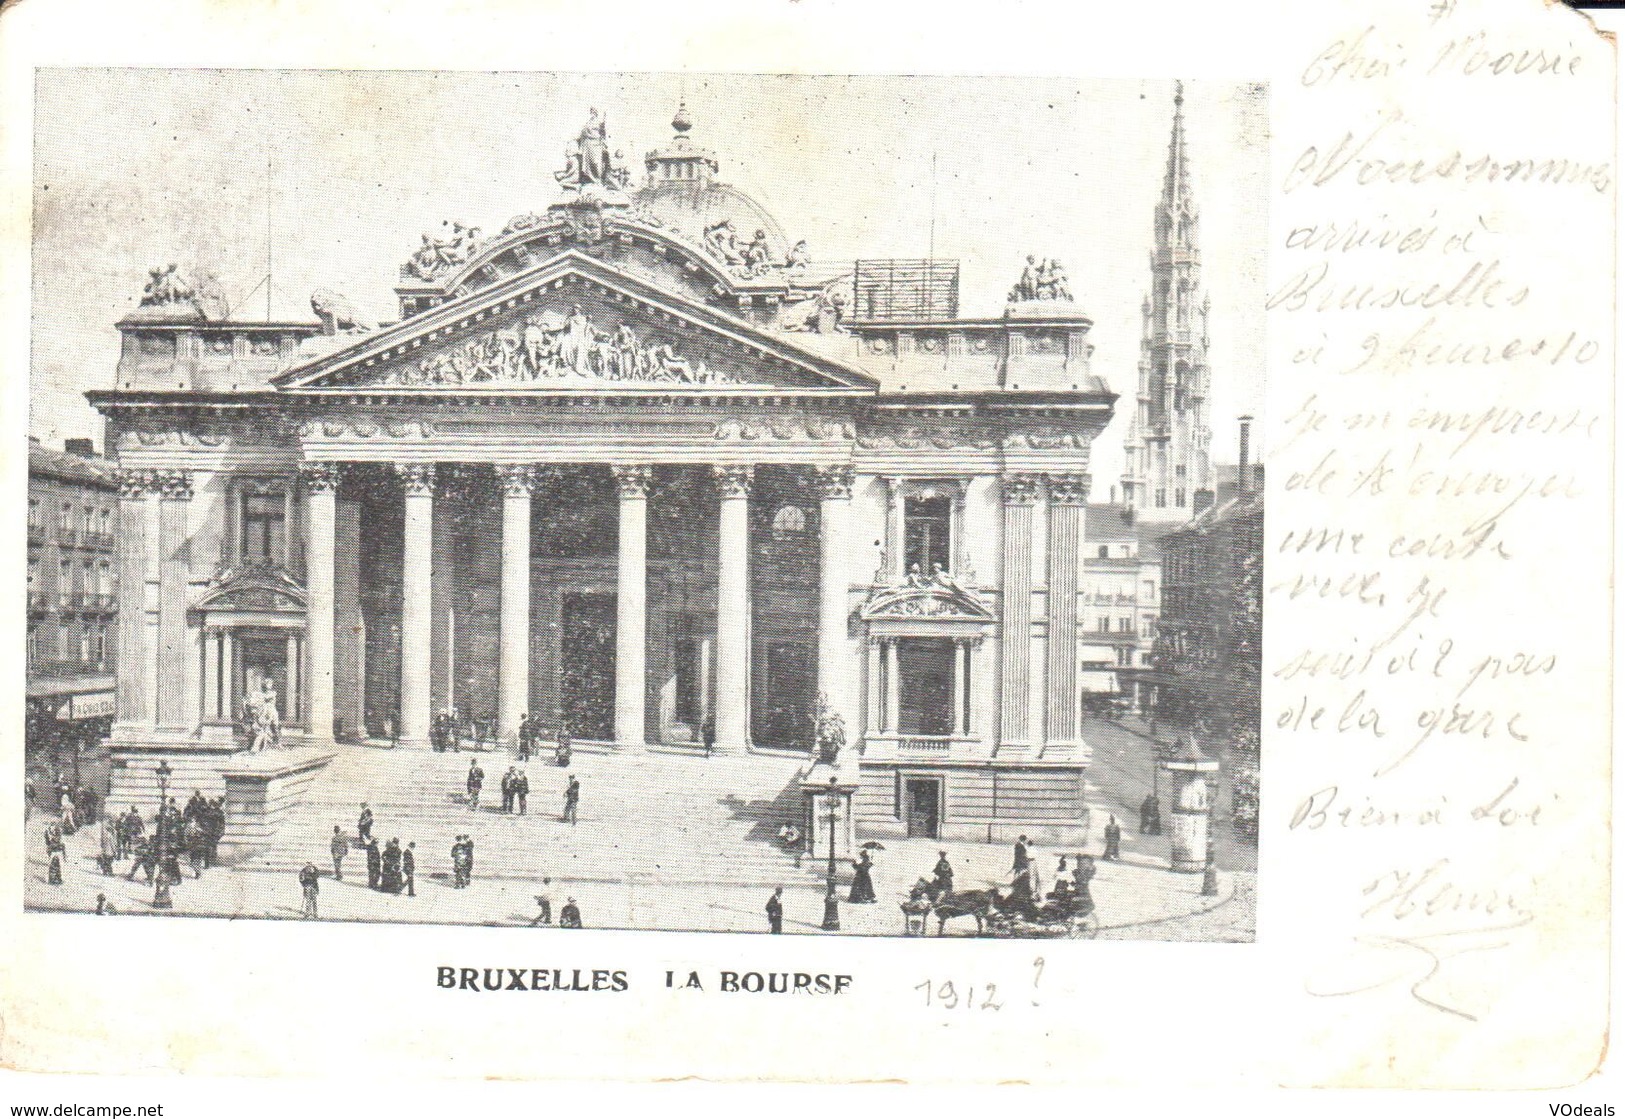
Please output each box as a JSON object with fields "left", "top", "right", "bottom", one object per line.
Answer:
{"left": 800, "top": 765, "right": 859, "bottom": 868}
{"left": 216, "top": 748, "right": 335, "bottom": 863}
{"left": 1162, "top": 755, "right": 1220, "bottom": 873}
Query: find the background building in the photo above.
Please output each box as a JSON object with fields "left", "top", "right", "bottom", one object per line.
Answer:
{"left": 26, "top": 438, "right": 119, "bottom": 807}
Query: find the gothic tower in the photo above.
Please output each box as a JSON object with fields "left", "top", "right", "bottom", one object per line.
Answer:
{"left": 1121, "top": 82, "right": 1214, "bottom": 522}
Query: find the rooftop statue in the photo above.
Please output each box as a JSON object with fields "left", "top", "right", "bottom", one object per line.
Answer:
{"left": 555, "top": 109, "right": 631, "bottom": 193}
{"left": 1007, "top": 255, "right": 1074, "bottom": 303}
{"left": 404, "top": 221, "right": 484, "bottom": 283}
{"left": 140, "top": 263, "right": 194, "bottom": 308}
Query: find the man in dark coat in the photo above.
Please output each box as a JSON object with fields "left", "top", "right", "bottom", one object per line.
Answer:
{"left": 517, "top": 715, "right": 532, "bottom": 762}
{"left": 515, "top": 770, "right": 530, "bottom": 816}
{"left": 402, "top": 841, "right": 416, "bottom": 897}
{"left": 381, "top": 838, "right": 403, "bottom": 894}
{"left": 358, "top": 803, "right": 374, "bottom": 844}
{"left": 932, "top": 851, "right": 955, "bottom": 894}
{"left": 365, "top": 837, "right": 381, "bottom": 890}
{"left": 500, "top": 767, "right": 515, "bottom": 814}
{"left": 766, "top": 886, "right": 783, "bottom": 933}
{"left": 560, "top": 897, "right": 582, "bottom": 928}
{"left": 562, "top": 775, "right": 580, "bottom": 825}
{"left": 1140, "top": 793, "right": 1161, "bottom": 835}
{"left": 467, "top": 760, "right": 484, "bottom": 810}
{"left": 1103, "top": 815, "right": 1122, "bottom": 860}
{"left": 1012, "top": 834, "right": 1031, "bottom": 875}
{"left": 299, "top": 861, "right": 320, "bottom": 918}
{"left": 120, "top": 805, "right": 143, "bottom": 859}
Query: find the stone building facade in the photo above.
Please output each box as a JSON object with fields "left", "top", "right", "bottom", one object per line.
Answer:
{"left": 90, "top": 102, "right": 1140, "bottom": 846}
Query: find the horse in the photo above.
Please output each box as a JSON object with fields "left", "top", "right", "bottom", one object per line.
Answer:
{"left": 914, "top": 878, "right": 1000, "bottom": 937}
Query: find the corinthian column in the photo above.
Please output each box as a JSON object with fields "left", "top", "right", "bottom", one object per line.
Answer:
{"left": 814, "top": 465, "right": 856, "bottom": 743}
{"left": 998, "top": 472, "right": 1043, "bottom": 751}
{"left": 301, "top": 463, "right": 340, "bottom": 746}
{"left": 613, "top": 465, "right": 651, "bottom": 749}
{"left": 396, "top": 464, "right": 436, "bottom": 749}
{"left": 1045, "top": 472, "right": 1089, "bottom": 750}
{"left": 114, "top": 470, "right": 156, "bottom": 729}
{"left": 496, "top": 464, "right": 535, "bottom": 747}
{"left": 712, "top": 465, "right": 753, "bottom": 753}
{"left": 155, "top": 470, "right": 193, "bottom": 732}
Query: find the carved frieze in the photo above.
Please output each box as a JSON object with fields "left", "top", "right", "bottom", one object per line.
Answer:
{"left": 153, "top": 469, "right": 194, "bottom": 501}
{"left": 496, "top": 464, "right": 538, "bottom": 498}
{"left": 857, "top": 425, "right": 998, "bottom": 452}
{"left": 297, "top": 419, "right": 438, "bottom": 440}
{"left": 714, "top": 416, "right": 854, "bottom": 443}
{"left": 1002, "top": 427, "right": 1091, "bottom": 451}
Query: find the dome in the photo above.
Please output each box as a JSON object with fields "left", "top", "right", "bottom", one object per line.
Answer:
{"left": 633, "top": 178, "right": 789, "bottom": 263}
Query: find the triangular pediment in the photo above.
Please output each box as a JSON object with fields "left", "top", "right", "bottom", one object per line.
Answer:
{"left": 194, "top": 563, "right": 307, "bottom": 614}
{"left": 275, "top": 252, "right": 875, "bottom": 395}
{"left": 860, "top": 577, "right": 995, "bottom": 623}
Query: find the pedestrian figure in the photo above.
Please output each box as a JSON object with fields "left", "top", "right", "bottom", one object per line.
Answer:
{"left": 60, "top": 791, "right": 77, "bottom": 836}
{"left": 44, "top": 821, "right": 65, "bottom": 885}
{"left": 530, "top": 879, "right": 554, "bottom": 926}
{"left": 358, "top": 803, "right": 374, "bottom": 844}
{"left": 184, "top": 819, "right": 207, "bottom": 879}
{"left": 299, "top": 861, "right": 320, "bottom": 918}
{"left": 330, "top": 825, "right": 349, "bottom": 880}
{"left": 96, "top": 893, "right": 118, "bottom": 915}
{"left": 98, "top": 817, "right": 117, "bottom": 876}
{"left": 515, "top": 769, "right": 529, "bottom": 815}
{"left": 152, "top": 864, "right": 174, "bottom": 909}
{"left": 560, "top": 897, "right": 582, "bottom": 928}
{"left": 450, "top": 836, "right": 467, "bottom": 888}
{"left": 126, "top": 838, "right": 156, "bottom": 884}
{"left": 204, "top": 798, "right": 225, "bottom": 867}
{"left": 932, "top": 850, "right": 954, "bottom": 894}
{"left": 1012, "top": 834, "right": 1031, "bottom": 875}
{"left": 403, "top": 841, "right": 416, "bottom": 896}
{"left": 1103, "top": 814, "right": 1122, "bottom": 860}
{"left": 500, "top": 767, "right": 515, "bottom": 814}
{"left": 467, "top": 760, "right": 484, "bottom": 810}
{"left": 1139, "top": 793, "right": 1160, "bottom": 835}
{"left": 464, "top": 834, "right": 475, "bottom": 883}
{"left": 766, "top": 886, "right": 784, "bottom": 933}
{"left": 381, "top": 838, "right": 403, "bottom": 894}
{"left": 517, "top": 714, "right": 532, "bottom": 762}
{"left": 121, "top": 805, "right": 143, "bottom": 860}
{"left": 1074, "top": 854, "right": 1096, "bottom": 913}
{"left": 365, "top": 837, "right": 381, "bottom": 890}
{"left": 702, "top": 715, "right": 715, "bottom": 758}
{"left": 562, "top": 775, "right": 580, "bottom": 825}
{"left": 158, "top": 839, "right": 183, "bottom": 889}
{"left": 849, "top": 849, "right": 877, "bottom": 904}
{"left": 554, "top": 732, "right": 572, "bottom": 768}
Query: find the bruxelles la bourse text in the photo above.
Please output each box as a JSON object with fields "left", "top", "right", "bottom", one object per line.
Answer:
{"left": 437, "top": 966, "right": 853, "bottom": 994}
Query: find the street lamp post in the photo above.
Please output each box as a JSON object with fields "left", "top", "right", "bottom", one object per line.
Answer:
{"left": 152, "top": 758, "right": 174, "bottom": 910}
{"left": 821, "top": 795, "right": 841, "bottom": 932}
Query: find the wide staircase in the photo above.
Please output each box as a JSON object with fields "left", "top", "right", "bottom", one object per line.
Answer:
{"left": 238, "top": 742, "right": 829, "bottom": 889}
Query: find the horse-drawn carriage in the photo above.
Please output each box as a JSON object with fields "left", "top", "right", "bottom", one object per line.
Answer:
{"left": 912, "top": 864, "right": 1100, "bottom": 940}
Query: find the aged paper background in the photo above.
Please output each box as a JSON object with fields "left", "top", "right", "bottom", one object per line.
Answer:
{"left": 0, "top": 0, "right": 1615, "bottom": 1099}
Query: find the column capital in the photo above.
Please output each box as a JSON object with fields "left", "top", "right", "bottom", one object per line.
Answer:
{"left": 495, "top": 463, "right": 538, "bottom": 498}
{"left": 153, "top": 469, "right": 193, "bottom": 501}
{"left": 1047, "top": 472, "right": 1092, "bottom": 505}
{"left": 613, "top": 464, "right": 652, "bottom": 499}
{"left": 299, "top": 462, "right": 343, "bottom": 495}
{"left": 1001, "top": 472, "right": 1045, "bottom": 505}
{"left": 394, "top": 463, "right": 437, "bottom": 496}
{"left": 813, "top": 464, "right": 856, "bottom": 500}
{"left": 116, "top": 468, "right": 161, "bottom": 499}
{"left": 711, "top": 464, "right": 754, "bottom": 499}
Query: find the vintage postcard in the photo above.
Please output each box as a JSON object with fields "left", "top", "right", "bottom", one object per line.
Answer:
{"left": 0, "top": 0, "right": 1615, "bottom": 1097}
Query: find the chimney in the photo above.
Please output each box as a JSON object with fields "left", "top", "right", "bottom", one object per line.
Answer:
{"left": 1237, "top": 415, "right": 1254, "bottom": 495}
{"left": 64, "top": 438, "right": 94, "bottom": 457}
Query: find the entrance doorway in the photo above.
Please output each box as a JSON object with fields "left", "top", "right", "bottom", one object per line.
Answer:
{"left": 560, "top": 593, "right": 615, "bottom": 740}
{"left": 904, "top": 776, "right": 942, "bottom": 839}
{"left": 756, "top": 640, "right": 814, "bottom": 750}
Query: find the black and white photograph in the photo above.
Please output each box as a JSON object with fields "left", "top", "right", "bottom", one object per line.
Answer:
{"left": 23, "top": 72, "right": 1266, "bottom": 941}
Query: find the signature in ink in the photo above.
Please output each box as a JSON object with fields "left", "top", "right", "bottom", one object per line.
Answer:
{"left": 1305, "top": 859, "right": 1535, "bottom": 1020}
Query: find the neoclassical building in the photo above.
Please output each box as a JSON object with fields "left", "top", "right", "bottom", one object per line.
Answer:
{"left": 92, "top": 102, "right": 1125, "bottom": 845}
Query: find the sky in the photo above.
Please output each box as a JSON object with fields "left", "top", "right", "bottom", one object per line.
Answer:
{"left": 29, "top": 71, "right": 1267, "bottom": 485}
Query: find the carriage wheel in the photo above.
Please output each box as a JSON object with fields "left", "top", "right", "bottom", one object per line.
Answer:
{"left": 1068, "top": 911, "right": 1100, "bottom": 940}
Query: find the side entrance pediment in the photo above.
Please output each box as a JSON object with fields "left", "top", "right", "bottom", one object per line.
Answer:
{"left": 274, "top": 253, "right": 874, "bottom": 395}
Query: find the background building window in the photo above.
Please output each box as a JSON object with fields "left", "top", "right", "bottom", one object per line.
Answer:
{"left": 28, "top": 498, "right": 40, "bottom": 534}
{"left": 58, "top": 558, "right": 71, "bottom": 604}
{"left": 241, "top": 492, "right": 287, "bottom": 565}
{"left": 1118, "top": 617, "right": 1133, "bottom": 633}
{"left": 82, "top": 506, "right": 95, "bottom": 535}
{"left": 59, "top": 502, "right": 72, "bottom": 536}
{"left": 99, "top": 507, "right": 111, "bottom": 538}
{"left": 1175, "top": 488, "right": 1186, "bottom": 507}
{"left": 1097, "top": 617, "right": 1111, "bottom": 634}
{"left": 1143, "top": 580, "right": 1156, "bottom": 598}
{"left": 92, "top": 625, "right": 106, "bottom": 667}
{"left": 1155, "top": 489, "right": 1166, "bottom": 509}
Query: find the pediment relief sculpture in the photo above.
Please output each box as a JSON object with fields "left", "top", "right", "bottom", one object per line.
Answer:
{"left": 358, "top": 304, "right": 744, "bottom": 388}
{"left": 861, "top": 568, "right": 994, "bottom": 622}
{"left": 197, "top": 561, "right": 307, "bottom": 614}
